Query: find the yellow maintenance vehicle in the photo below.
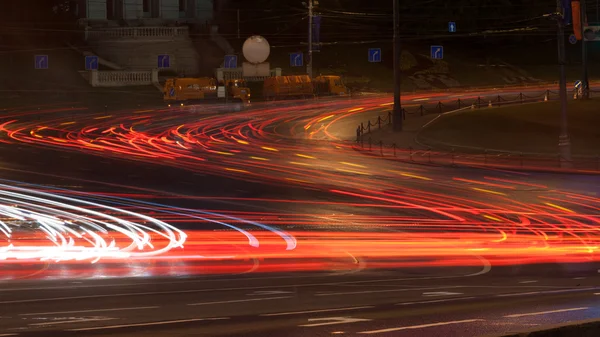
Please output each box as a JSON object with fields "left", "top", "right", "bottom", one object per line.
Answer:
{"left": 263, "top": 75, "right": 348, "bottom": 100}
{"left": 164, "top": 77, "right": 250, "bottom": 103}
{"left": 313, "top": 75, "right": 348, "bottom": 96}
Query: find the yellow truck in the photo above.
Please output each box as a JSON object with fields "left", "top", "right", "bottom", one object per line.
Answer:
{"left": 263, "top": 75, "right": 348, "bottom": 100}
{"left": 313, "top": 75, "right": 348, "bottom": 96}
{"left": 164, "top": 78, "right": 250, "bottom": 103}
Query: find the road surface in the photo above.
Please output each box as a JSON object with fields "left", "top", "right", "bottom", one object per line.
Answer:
{"left": 0, "top": 87, "right": 597, "bottom": 336}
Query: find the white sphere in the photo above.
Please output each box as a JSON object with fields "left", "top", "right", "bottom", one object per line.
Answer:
{"left": 242, "top": 35, "right": 270, "bottom": 64}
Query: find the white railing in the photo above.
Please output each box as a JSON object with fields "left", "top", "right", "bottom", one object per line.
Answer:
{"left": 216, "top": 68, "right": 282, "bottom": 82}
{"left": 85, "top": 27, "right": 189, "bottom": 41}
{"left": 89, "top": 70, "right": 159, "bottom": 87}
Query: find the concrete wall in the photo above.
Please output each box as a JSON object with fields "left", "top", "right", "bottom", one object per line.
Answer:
{"left": 94, "top": 38, "right": 200, "bottom": 76}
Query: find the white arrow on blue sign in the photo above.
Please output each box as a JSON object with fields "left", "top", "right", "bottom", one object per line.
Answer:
{"left": 290, "top": 53, "right": 303, "bottom": 67}
{"left": 224, "top": 55, "right": 238, "bottom": 69}
{"left": 368, "top": 48, "right": 382, "bottom": 63}
{"left": 449, "top": 22, "right": 457, "bottom": 33}
{"left": 569, "top": 34, "right": 578, "bottom": 45}
{"left": 158, "top": 55, "right": 170, "bottom": 68}
{"left": 35, "top": 55, "right": 48, "bottom": 69}
{"left": 430, "top": 46, "right": 444, "bottom": 60}
{"left": 575, "top": 80, "right": 582, "bottom": 88}
{"left": 85, "top": 56, "right": 99, "bottom": 70}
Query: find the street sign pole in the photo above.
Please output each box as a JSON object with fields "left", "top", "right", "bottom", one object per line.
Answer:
{"left": 307, "top": 0, "right": 314, "bottom": 79}
{"left": 556, "top": 0, "right": 572, "bottom": 165}
{"left": 581, "top": 0, "right": 589, "bottom": 99}
{"left": 392, "top": 0, "right": 402, "bottom": 132}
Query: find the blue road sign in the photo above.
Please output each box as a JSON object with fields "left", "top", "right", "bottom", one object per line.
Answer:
{"left": 35, "top": 55, "right": 48, "bottom": 69}
{"left": 368, "top": 48, "right": 382, "bottom": 63}
{"left": 449, "top": 22, "right": 457, "bottom": 33}
{"left": 158, "top": 55, "right": 170, "bottom": 68}
{"left": 224, "top": 55, "right": 238, "bottom": 69}
{"left": 430, "top": 46, "right": 444, "bottom": 60}
{"left": 169, "top": 88, "right": 176, "bottom": 97}
{"left": 290, "top": 52, "right": 303, "bottom": 67}
{"left": 569, "top": 34, "right": 578, "bottom": 45}
{"left": 85, "top": 55, "right": 99, "bottom": 70}
{"left": 575, "top": 80, "right": 582, "bottom": 88}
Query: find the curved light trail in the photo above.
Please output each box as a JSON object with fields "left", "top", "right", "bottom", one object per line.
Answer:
{"left": 0, "top": 90, "right": 598, "bottom": 279}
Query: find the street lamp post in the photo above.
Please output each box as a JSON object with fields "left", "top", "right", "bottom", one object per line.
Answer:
{"left": 392, "top": 0, "right": 403, "bottom": 131}
{"left": 556, "top": 0, "right": 573, "bottom": 165}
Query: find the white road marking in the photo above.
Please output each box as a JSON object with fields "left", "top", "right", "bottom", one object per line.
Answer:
{"left": 247, "top": 290, "right": 293, "bottom": 296}
{"left": 299, "top": 316, "right": 372, "bottom": 327}
{"left": 422, "top": 291, "right": 463, "bottom": 297}
{"left": 188, "top": 296, "right": 292, "bottom": 306}
{"left": 504, "top": 307, "right": 589, "bottom": 318}
{"left": 67, "top": 317, "right": 229, "bottom": 331}
{"left": 497, "top": 291, "right": 540, "bottom": 297}
{"left": 359, "top": 319, "right": 484, "bottom": 334}
{"left": 316, "top": 286, "right": 462, "bottom": 297}
{"left": 20, "top": 306, "right": 160, "bottom": 316}
{"left": 261, "top": 306, "right": 375, "bottom": 317}
{"left": 496, "top": 287, "right": 598, "bottom": 298}
{"left": 0, "top": 334, "right": 18, "bottom": 336}
{"left": 29, "top": 317, "right": 115, "bottom": 326}
{"left": 396, "top": 297, "right": 476, "bottom": 306}
{"left": 519, "top": 280, "right": 538, "bottom": 284}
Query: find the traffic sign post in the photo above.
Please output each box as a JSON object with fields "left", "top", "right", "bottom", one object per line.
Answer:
{"left": 290, "top": 53, "right": 303, "bottom": 67}
{"left": 448, "top": 22, "right": 457, "bottom": 33}
{"left": 368, "top": 48, "right": 382, "bottom": 63}
{"left": 35, "top": 55, "right": 48, "bottom": 69}
{"left": 85, "top": 56, "right": 99, "bottom": 70}
{"left": 158, "top": 55, "right": 170, "bottom": 69}
{"left": 224, "top": 55, "right": 238, "bottom": 69}
{"left": 430, "top": 46, "right": 444, "bottom": 60}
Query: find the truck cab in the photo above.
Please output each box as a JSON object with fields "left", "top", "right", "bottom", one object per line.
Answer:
{"left": 224, "top": 79, "right": 251, "bottom": 103}
{"left": 314, "top": 76, "right": 348, "bottom": 96}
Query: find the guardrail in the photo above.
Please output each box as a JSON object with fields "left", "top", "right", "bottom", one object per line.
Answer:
{"left": 353, "top": 90, "right": 600, "bottom": 174}
{"left": 88, "top": 69, "right": 159, "bottom": 87}
{"left": 85, "top": 27, "right": 189, "bottom": 41}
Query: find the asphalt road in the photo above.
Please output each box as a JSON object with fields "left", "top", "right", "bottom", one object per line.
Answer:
{"left": 0, "top": 87, "right": 598, "bottom": 336}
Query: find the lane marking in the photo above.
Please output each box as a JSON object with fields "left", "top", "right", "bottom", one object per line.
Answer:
{"left": 496, "top": 287, "right": 599, "bottom": 298}
{"left": 359, "top": 319, "right": 484, "bottom": 334}
{"left": 29, "top": 317, "right": 115, "bottom": 326}
{"left": 248, "top": 291, "right": 293, "bottom": 296}
{"left": 300, "top": 316, "right": 371, "bottom": 327}
{"left": 20, "top": 306, "right": 159, "bottom": 316}
{"left": 67, "top": 317, "right": 229, "bottom": 331}
{"left": 396, "top": 297, "right": 476, "bottom": 306}
{"left": 504, "top": 307, "right": 589, "bottom": 318}
{"left": 262, "top": 306, "right": 375, "bottom": 317}
{"left": 519, "top": 280, "right": 538, "bottom": 284}
{"left": 422, "top": 291, "right": 463, "bottom": 297}
{"left": 296, "top": 154, "right": 316, "bottom": 159}
{"left": 316, "top": 286, "right": 463, "bottom": 297}
{"left": 188, "top": 296, "right": 291, "bottom": 306}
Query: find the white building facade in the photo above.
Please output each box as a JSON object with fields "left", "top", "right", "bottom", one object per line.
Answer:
{"left": 78, "top": 0, "right": 214, "bottom": 23}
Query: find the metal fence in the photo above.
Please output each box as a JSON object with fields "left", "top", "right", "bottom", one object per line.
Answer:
{"left": 354, "top": 90, "right": 600, "bottom": 174}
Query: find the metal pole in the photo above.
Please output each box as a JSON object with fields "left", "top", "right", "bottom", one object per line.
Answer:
{"left": 237, "top": 9, "right": 240, "bottom": 39}
{"left": 557, "top": 0, "right": 573, "bottom": 165}
{"left": 392, "top": 0, "right": 403, "bottom": 131}
{"left": 307, "top": 0, "right": 313, "bottom": 78}
{"left": 581, "top": 0, "right": 589, "bottom": 99}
